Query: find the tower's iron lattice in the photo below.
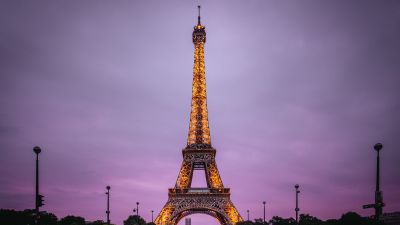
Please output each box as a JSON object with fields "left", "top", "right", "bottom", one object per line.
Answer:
{"left": 155, "top": 6, "right": 243, "bottom": 225}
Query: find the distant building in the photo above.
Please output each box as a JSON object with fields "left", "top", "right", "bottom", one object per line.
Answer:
{"left": 381, "top": 212, "right": 400, "bottom": 225}
{"left": 185, "top": 217, "right": 191, "bottom": 225}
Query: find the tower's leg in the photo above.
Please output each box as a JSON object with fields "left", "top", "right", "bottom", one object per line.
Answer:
{"left": 224, "top": 200, "right": 242, "bottom": 225}
{"left": 155, "top": 201, "right": 175, "bottom": 225}
{"left": 206, "top": 161, "right": 224, "bottom": 189}
{"left": 175, "top": 160, "right": 193, "bottom": 189}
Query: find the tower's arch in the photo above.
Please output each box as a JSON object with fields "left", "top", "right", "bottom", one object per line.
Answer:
{"left": 173, "top": 209, "right": 230, "bottom": 225}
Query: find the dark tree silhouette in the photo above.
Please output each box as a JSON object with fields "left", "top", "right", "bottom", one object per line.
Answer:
{"left": 124, "top": 215, "right": 146, "bottom": 225}
{"left": 58, "top": 215, "right": 86, "bottom": 225}
{"left": 86, "top": 220, "right": 106, "bottom": 225}
{"left": 338, "top": 212, "right": 376, "bottom": 225}
{"left": 323, "top": 219, "right": 339, "bottom": 225}
{"left": 299, "top": 214, "right": 322, "bottom": 225}
{"left": 0, "top": 209, "right": 33, "bottom": 225}
{"left": 269, "top": 216, "right": 296, "bottom": 225}
{"left": 38, "top": 211, "right": 58, "bottom": 225}
{"left": 0, "top": 209, "right": 57, "bottom": 225}
{"left": 237, "top": 220, "right": 255, "bottom": 225}
{"left": 0, "top": 209, "right": 382, "bottom": 225}
{"left": 254, "top": 218, "right": 269, "bottom": 225}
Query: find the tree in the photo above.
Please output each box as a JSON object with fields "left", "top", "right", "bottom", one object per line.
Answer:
{"left": 0, "top": 209, "right": 33, "bottom": 225}
{"left": 38, "top": 211, "right": 58, "bottom": 225}
{"left": 338, "top": 212, "right": 375, "bottom": 225}
{"left": 254, "top": 218, "right": 269, "bottom": 225}
{"left": 0, "top": 209, "right": 57, "bottom": 225}
{"left": 58, "top": 215, "right": 86, "bottom": 225}
{"left": 87, "top": 220, "right": 106, "bottom": 225}
{"left": 299, "top": 214, "right": 322, "bottom": 225}
{"left": 237, "top": 220, "right": 255, "bottom": 225}
{"left": 269, "top": 216, "right": 296, "bottom": 225}
{"left": 124, "top": 215, "right": 146, "bottom": 225}
{"left": 323, "top": 219, "right": 339, "bottom": 225}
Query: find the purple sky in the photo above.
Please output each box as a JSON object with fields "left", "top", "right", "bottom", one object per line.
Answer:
{"left": 1, "top": 1, "right": 400, "bottom": 225}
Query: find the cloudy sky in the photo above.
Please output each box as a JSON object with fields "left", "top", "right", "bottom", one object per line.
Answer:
{"left": 1, "top": 1, "right": 399, "bottom": 225}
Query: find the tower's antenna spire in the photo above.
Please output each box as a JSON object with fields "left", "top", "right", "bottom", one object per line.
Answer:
{"left": 197, "top": 5, "right": 201, "bottom": 25}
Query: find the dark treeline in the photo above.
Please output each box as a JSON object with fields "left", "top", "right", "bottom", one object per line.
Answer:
{"left": 0, "top": 209, "right": 154, "bottom": 225}
{"left": 238, "top": 212, "right": 384, "bottom": 225}
{"left": 0, "top": 209, "right": 384, "bottom": 225}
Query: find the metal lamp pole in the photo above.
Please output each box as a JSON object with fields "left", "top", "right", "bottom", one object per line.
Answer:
{"left": 33, "top": 146, "right": 42, "bottom": 225}
{"left": 374, "top": 143, "right": 384, "bottom": 220}
{"left": 295, "top": 184, "right": 300, "bottom": 224}
{"left": 106, "top": 186, "right": 111, "bottom": 225}
{"left": 246, "top": 209, "right": 250, "bottom": 221}
{"left": 136, "top": 202, "right": 139, "bottom": 217}
{"left": 133, "top": 202, "right": 139, "bottom": 224}
{"left": 362, "top": 143, "right": 385, "bottom": 221}
{"left": 151, "top": 210, "right": 154, "bottom": 223}
{"left": 263, "top": 201, "right": 266, "bottom": 223}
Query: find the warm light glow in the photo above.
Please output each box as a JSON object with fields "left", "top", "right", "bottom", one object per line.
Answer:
{"left": 155, "top": 206, "right": 174, "bottom": 225}
{"left": 207, "top": 162, "right": 224, "bottom": 188}
{"left": 225, "top": 202, "right": 243, "bottom": 225}
{"left": 156, "top": 14, "right": 243, "bottom": 225}
{"left": 175, "top": 160, "right": 192, "bottom": 189}
{"left": 187, "top": 42, "right": 211, "bottom": 146}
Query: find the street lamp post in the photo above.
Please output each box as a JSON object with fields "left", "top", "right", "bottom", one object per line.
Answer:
{"left": 151, "top": 210, "right": 154, "bottom": 223}
{"left": 33, "top": 146, "right": 43, "bottom": 225}
{"left": 363, "top": 143, "right": 385, "bottom": 221}
{"left": 133, "top": 202, "right": 140, "bottom": 224}
{"left": 295, "top": 184, "right": 300, "bottom": 224}
{"left": 262, "top": 201, "right": 266, "bottom": 223}
{"left": 136, "top": 202, "right": 140, "bottom": 217}
{"left": 374, "top": 143, "right": 384, "bottom": 220}
{"left": 246, "top": 209, "right": 250, "bottom": 221}
{"left": 106, "top": 186, "right": 111, "bottom": 225}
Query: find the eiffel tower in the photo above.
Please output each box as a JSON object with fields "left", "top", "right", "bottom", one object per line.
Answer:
{"left": 155, "top": 6, "right": 243, "bottom": 225}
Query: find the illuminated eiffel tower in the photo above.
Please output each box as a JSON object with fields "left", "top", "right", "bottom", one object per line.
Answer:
{"left": 155, "top": 6, "right": 243, "bottom": 225}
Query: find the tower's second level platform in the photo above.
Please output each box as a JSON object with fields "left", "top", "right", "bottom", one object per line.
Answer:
{"left": 168, "top": 188, "right": 230, "bottom": 197}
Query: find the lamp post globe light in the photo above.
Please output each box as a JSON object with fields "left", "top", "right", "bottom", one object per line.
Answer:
{"left": 374, "top": 143, "right": 383, "bottom": 151}
{"left": 33, "top": 146, "right": 42, "bottom": 154}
